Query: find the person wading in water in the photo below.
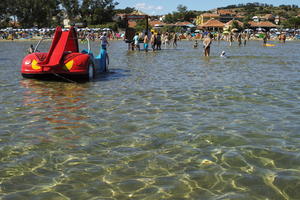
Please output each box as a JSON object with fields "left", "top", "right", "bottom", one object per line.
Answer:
{"left": 203, "top": 33, "right": 212, "bottom": 57}
{"left": 150, "top": 31, "right": 157, "bottom": 51}
{"left": 143, "top": 33, "right": 149, "bottom": 52}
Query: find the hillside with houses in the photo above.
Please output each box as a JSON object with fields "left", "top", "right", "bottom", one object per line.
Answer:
{"left": 1, "top": 2, "right": 300, "bottom": 41}
{"left": 122, "top": 3, "right": 300, "bottom": 33}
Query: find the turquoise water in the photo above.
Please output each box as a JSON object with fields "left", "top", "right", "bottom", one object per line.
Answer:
{"left": 0, "top": 40, "right": 300, "bottom": 199}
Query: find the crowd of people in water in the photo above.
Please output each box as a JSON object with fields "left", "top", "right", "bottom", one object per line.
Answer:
{"left": 0, "top": 28, "right": 123, "bottom": 41}
{"left": 124, "top": 30, "right": 293, "bottom": 56}
{"left": 1, "top": 27, "right": 299, "bottom": 42}
{"left": 129, "top": 31, "right": 179, "bottom": 52}
{"left": 2, "top": 27, "right": 299, "bottom": 57}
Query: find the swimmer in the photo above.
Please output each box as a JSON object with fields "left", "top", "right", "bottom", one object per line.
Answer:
{"left": 27, "top": 44, "right": 34, "bottom": 54}
{"left": 193, "top": 40, "right": 198, "bottom": 48}
{"left": 220, "top": 51, "right": 227, "bottom": 58}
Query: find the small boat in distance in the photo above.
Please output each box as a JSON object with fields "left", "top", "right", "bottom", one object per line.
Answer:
{"left": 21, "top": 26, "right": 108, "bottom": 81}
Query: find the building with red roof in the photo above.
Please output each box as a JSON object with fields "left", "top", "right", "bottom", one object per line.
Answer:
{"left": 226, "top": 20, "right": 244, "bottom": 27}
{"left": 249, "top": 21, "right": 277, "bottom": 30}
{"left": 149, "top": 20, "right": 166, "bottom": 28}
{"left": 195, "top": 13, "right": 220, "bottom": 26}
{"left": 198, "top": 19, "right": 225, "bottom": 30}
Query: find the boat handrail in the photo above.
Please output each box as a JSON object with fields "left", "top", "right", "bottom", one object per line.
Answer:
{"left": 86, "top": 34, "right": 91, "bottom": 54}
{"left": 34, "top": 37, "right": 51, "bottom": 52}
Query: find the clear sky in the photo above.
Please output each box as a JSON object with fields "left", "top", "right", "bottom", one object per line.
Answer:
{"left": 116, "top": 0, "right": 300, "bottom": 15}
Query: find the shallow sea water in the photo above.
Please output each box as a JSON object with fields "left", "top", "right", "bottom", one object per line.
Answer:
{"left": 0, "top": 40, "right": 300, "bottom": 199}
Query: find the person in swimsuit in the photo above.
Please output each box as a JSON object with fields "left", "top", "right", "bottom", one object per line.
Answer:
{"left": 144, "top": 33, "right": 149, "bottom": 52}
{"left": 156, "top": 33, "right": 162, "bottom": 50}
{"left": 150, "top": 31, "right": 156, "bottom": 51}
{"left": 282, "top": 34, "right": 286, "bottom": 43}
{"left": 164, "top": 32, "right": 169, "bottom": 48}
{"left": 133, "top": 33, "right": 140, "bottom": 51}
{"left": 193, "top": 40, "right": 198, "bottom": 48}
{"left": 263, "top": 33, "right": 267, "bottom": 45}
{"left": 237, "top": 33, "right": 242, "bottom": 46}
{"left": 242, "top": 32, "right": 247, "bottom": 46}
{"left": 172, "top": 32, "right": 178, "bottom": 48}
{"left": 100, "top": 32, "right": 109, "bottom": 49}
{"left": 229, "top": 33, "right": 233, "bottom": 46}
{"left": 203, "top": 33, "right": 212, "bottom": 56}
{"left": 27, "top": 44, "right": 34, "bottom": 54}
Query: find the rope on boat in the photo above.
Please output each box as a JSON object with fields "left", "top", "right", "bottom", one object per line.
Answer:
{"left": 51, "top": 72, "right": 78, "bottom": 83}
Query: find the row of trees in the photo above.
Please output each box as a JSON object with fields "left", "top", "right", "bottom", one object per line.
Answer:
{"left": 219, "top": 3, "right": 300, "bottom": 19}
{"left": 160, "top": 3, "right": 300, "bottom": 27}
{"left": 163, "top": 5, "right": 202, "bottom": 24}
{"left": 282, "top": 17, "right": 300, "bottom": 29}
{"left": 0, "top": 0, "right": 119, "bottom": 28}
{"left": 220, "top": 3, "right": 299, "bottom": 10}
{"left": 1, "top": 1, "right": 300, "bottom": 29}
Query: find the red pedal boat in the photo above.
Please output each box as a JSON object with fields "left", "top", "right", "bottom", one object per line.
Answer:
{"left": 21, "top": 26, "right": 107, "bottom": 81}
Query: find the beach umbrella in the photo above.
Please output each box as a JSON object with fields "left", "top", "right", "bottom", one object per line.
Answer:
{"left": 270, "top": 28, "right": 278, "bottom": 32}
{"left": 186, "top": 24, "right": 196, "bottom": 28}
{"left": 256, "top": 28, "right": 266, "bottom": 32}
{"left": 288, "top": 29, "right": 295, "bottom": 33}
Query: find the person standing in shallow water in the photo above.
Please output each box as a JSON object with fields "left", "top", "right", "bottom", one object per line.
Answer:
{"left": 150, "top": 31, "right": 156, "bottom": 51}
{"left": 100, "top": 32, "right": 109, "bottom": 49}
{"left": 156, "top": 33, "right": 162, "bottom": 50}
{"left": 144, "top": 33, "right": 149, "bottom": 52}
{"left": 263, "top": 33, "right": 267, "bottom": 45}
{"left": 237, "top": 33, "right": 242, "bottom": 46}
{"left": 172, "top": 32, "right": 178, "bottom": 48}
{"left": 242, "top": 32, "right": 247, "bottom": 46}
{"left": 133, "top": 32, "right": 140, "bottom": 51}
{"left": 27, "top": 44, "right": 34, "bottom": 54}
{"left": 203, "top": 33, "right": 212, "bottom": 57}
{"left": 229, "top": 33, "right": 234, "bottom": 46}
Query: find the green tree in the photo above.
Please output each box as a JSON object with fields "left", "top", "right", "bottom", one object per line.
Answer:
{"left": 80, "top": 0, "right": 92, "bottom": 24}
{"left": 163, "top": 4, "right": 196, "bottom": 23}
{"left": 10, "top": 0, "right": 60, "bottom": 27}
{"left": 60, "top": 0, "right": 80, "bottom": 22}
{"left": 0, "top": 0, "right": 9, "bottom": 27}
{"left": 0, "top": 0, "right": 7, "bottom": 20}
{"left": 80, "top": 0, "right": 118, "bottom": 25}
{"left": 283, "top": 17, "right": 300, "bottom": 28}
{"left": 115, "top": 7, "right": 136, "bottom": 14}
{"left": 164, "top": 13, "right": 176, "bottom": 23}
{"left": 183, "top": 11, "right": 197, "bottom": 22}
{"left": 231, "top": 20, "right": 242, "bottom": 31}
{"left": 135, "top": 19, "right": 151, "bottom": 33}
{"left": 177, "top": 4, "right": 187, "bottom": 13}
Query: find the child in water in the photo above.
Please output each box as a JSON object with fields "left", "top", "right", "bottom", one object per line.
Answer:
{"left": 193, "top": 40, "right": 198, "bottom": 48}
{"left": 220, "top": 51, "right": 227, "bottom": 58}
{"left": 27, "top": 44, "right": 34, "bottom": 54}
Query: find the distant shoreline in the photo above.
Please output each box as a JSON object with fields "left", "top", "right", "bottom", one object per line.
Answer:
{"left": 1, "top": 38, "right": 298, "bottom": 42}
{"left": 0, "top": 38, "right": 52, "bottom": 42}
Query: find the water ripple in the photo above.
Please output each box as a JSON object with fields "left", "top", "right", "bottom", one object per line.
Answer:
{"left": 1, "top": 41, "right": 300, "bottom": 199}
